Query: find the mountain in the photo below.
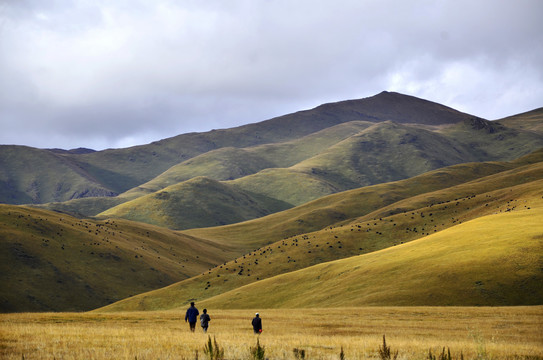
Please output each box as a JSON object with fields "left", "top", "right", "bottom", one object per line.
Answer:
{"left": 1, "top": 91, "right": 497, "bottom": 207}
{"left": 98, "top": 149, "right": 543, "bottom": 311}
{"left": 2, "top": 92, "right": 542, "bottom": 312}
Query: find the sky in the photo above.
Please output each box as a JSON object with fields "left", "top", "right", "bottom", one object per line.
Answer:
{"left": 1, "top": 0, "right": 542, "bottom": 151}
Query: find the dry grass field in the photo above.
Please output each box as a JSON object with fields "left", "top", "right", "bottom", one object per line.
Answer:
{"left": 1, "top": 307, "right": 542, "bottom": 359}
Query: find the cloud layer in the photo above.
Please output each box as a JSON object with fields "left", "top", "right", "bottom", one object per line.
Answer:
{"left": 1, "top": 0, "right": 542, "bottom": 150}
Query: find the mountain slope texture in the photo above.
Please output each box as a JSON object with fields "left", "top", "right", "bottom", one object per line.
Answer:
{"left": 1, "top": 92, "right": 542, "bottom": 312}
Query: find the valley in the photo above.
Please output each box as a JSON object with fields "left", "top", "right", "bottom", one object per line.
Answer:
{"left": 0, "top": 92, "right": 541, "bottom": 317}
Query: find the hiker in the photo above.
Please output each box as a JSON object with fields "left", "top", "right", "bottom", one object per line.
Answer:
{"left": 185, "top": 302, "right": 199, "bottom": 332}
{"left": 252, "top": 312, "right": 262, "bottom": 334}
{"left": 200, "top": 308, "right": 211, "bottom": 333}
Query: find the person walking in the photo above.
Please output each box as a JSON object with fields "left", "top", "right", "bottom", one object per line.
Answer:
{"left": 200, "top": 308, "right": 211, "bottom": 333}
{"left": 185, "top": 302, "right": 199, "bottom": 332}
{"left": 252, "top": 312, "right": 262, "bottom": 334}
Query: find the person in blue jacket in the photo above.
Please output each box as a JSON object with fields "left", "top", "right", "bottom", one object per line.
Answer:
{"left": 185, "top": 302, "right": 199, "bottom": 332}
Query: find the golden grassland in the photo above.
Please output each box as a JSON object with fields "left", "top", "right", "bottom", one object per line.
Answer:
{"left": 198, "top": 202, "right": 543, "bottom": 309}
{"left": 100, "top": 180, "right": 543, "bottom": 312}
{"left": 1, "top": 307, "right": 542, "bottom": 359}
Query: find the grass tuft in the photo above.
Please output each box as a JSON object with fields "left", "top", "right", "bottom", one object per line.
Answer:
{"left": 202, "top": 336, "right": 224, "bottom": 360}
{"left": 378, "top": 335, "right": 398, "bottom": 360}
{"left": 250, "top": 338, "right": 266, "bottom": 360}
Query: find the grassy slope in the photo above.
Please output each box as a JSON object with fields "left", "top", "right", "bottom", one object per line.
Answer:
{"left": 93, "top": 117, "right": 542, "bottom": 228}
{"left": 496, "top": 107, "right": 543, "bottom": 134}
{"left": 0, "top": 205, "right": 237, "bottom": 312}
{"left": 441, "top": 117, "right": 543, "bottom": 161}
{"left": 199, "top": 203, "right": 543, "bottom": 308}
{"left": 98, "top": 152, "right": 543, "bottom": 311}
{"left": 34, "top": 122, "right": 374, "bottom": 217}
{"left": 234, "top": 122, "right": 480, "bottom": 205}
{"left": 183, "top": 151, "right": 541, "bottom": 249}
{"left": 0, "top": 146, "right": 116, "bottom": 204}
{"left": 98, "top": 177, "right": 291, "bottom": 230}
{"left": 120, "top": 121, "right": 374, "bottom": 199}
{"left": 34, "top": 116, "right": 543, "bottom": 221}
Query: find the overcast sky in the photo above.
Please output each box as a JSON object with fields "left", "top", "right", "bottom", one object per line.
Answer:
{"left": 1, "top": 0, "right": 542, "bottom": 150}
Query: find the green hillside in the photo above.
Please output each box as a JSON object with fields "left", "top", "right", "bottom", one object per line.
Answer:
{"left": 96, "top": 119, "right": 543, "bottom": 229}
{"left": 441, "top": 117, "right": 543, "bottom": 161}
{"left": 178, "top": 150, "right": 542, "bottom": 245}
{"left": 99, "top": 177, "right": 291, "bottom": 230}
{"left": 199, "top": 204, "right": 543, "bottom": 308}
{"left": 0, "top": 205, "right": 237, "bottom": 312}
{"left": 496, "top": 107, "right": 543, "bottom": 134}
{"left": 98, "top": 151, "right": 543, "bottom": 311}
{"left": 120, "top": 121, "right": 374, "bottom": 199}
{"left": 0, "top": 146, "right": 117, "bottom": 204}
{"left": 1, "top": 91, "right": 501, "bottom": 208}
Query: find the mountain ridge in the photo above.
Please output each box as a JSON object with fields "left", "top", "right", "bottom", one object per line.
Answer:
{"left": 1, "top": 91, "right": 488, "bottom": 206}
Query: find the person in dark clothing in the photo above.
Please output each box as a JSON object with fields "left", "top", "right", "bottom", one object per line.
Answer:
{"left": 200, "top": 308, "right": 211, "bottom": 333}
{"left": 252, "top": 312, "right": 262, "bottom": 334}
{"left": 185, "top": 302, "right": 199, "bottom": 332}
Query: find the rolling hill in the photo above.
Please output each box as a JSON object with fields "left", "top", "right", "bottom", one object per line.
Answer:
{"left": 0, "top": 205, "right": 238, "bottom": 312}
{"left": 97, "top": 150, "right": 543, "bottom": 312}
{"left": 2, "top": 92, "right": 542, "bottom": 312}
{"left": 198, "top": 205, "right": 543, "bottom": 308}
{"left": 96, "top": 118, "right": 543, "bottom": 230}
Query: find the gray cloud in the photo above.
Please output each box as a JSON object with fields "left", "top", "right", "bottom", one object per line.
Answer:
{"left": 1, "top": 0, "right": 542, "bottom": 150}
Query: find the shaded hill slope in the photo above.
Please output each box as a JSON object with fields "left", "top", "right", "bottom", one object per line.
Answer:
{"left": 0, "top": 205, "right": 238, "bottom": 312}
{"left": 0, "top": 146, "right": 117, "bottom": 204}
{"left": 1, "top": 91, "right": 486, "bottom": 206}
{"left": 98, "top": 151, "right": 543, "bottom": 311}
{"left": 199, "top": 205, "right": 543, "bottom": 308}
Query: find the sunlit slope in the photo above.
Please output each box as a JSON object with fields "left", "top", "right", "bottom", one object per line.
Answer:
{"left": 97, "top": 123, "right": 540, "bottom": 230}
{"left": 98, "top": 154, "right": 543, "bottom": 311}
{"left": 496, "top": 107, "right": 543, "bottom": 134}
{"left": 0, "top": 205, "right": 236, "bottom": 312}
{"left": 122, "top": 121, "right": 374, "bottom": 199}
{"left": 288, "top": 121, "right": 477, "bottom": 190}
{"left": 96, "top": 120, "right": 542, "bottom": 227}
{"left": 199, "top": 205, "right": 543, "bottom": 308}
{"left": 184, "top": 150, "right": 542, "bottom": 249}
{"left": 98, "top": 177, "right": 291, "bottom": 230}
{"left": 441, "top": 117, "right": 543, "bottom": 161}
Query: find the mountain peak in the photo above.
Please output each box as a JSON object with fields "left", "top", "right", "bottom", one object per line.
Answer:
{"left": 311, "top": 91, "right": 481, "bottom": 126}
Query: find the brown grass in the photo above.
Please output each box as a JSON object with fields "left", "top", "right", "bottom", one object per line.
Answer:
{"left": 1, "top": 307, "right": 542, "bottom": 359}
